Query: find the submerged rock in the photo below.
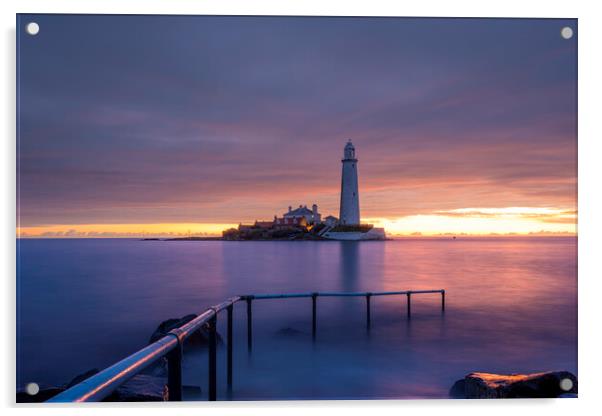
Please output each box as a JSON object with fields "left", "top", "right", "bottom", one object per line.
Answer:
{"left": 450, "top": 371, "right": 578, "bottom": 399}
{"left": 182, "top": 385, "right": 203, "bottom": 400}
{"left": 275, "top": 327, "right": 306, "bottom": 337}
{"left": 149, "top": 314, "right": 223, "bottom": 349}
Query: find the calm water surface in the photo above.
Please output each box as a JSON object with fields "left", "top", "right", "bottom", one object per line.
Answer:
{"left": 17, "top": 237, "right": 577, "bottom": 400}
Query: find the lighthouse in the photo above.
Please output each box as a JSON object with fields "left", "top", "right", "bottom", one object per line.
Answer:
{"left": 323, "top": 140, "right": 385, "bottom": 240}
{"left": 339, "top": 140, "right": 360, "bottom": 225}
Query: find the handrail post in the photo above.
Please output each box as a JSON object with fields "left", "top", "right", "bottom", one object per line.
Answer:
{"left": 167, "top": 339, "right": 183, "bottom": 401}
{"left": 312, "top": 293, "right": 318, "bottom": 340}
{"left": 246, "top": 297, "right": 253, "bottom": 353}
{"left": 208, "top": 314, "right": 217, "bottom": 401}
{"left": 366, "top": 293, "right": 372, "bottom": 329}
{"left": 227, "top": 304, "right": 233, "bottom": 390}
{"left": 406, "top": 291, "right": 412, "bottom": 318}
{"left": 441, "top": 290, "right": 445, "bottom": 312}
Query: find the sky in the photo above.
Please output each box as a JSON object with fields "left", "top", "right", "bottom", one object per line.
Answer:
{"left": 17, "top": 15, "right": 577, "bottom": 237}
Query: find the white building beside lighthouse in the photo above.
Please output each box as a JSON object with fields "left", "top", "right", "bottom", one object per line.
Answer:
{"left": 339, "top": 140, "right": 360, "bottom": 225}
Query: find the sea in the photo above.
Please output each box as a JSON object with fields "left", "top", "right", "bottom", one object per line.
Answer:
{"left": 16, "top": 237, "right": 577, "bottom": 400}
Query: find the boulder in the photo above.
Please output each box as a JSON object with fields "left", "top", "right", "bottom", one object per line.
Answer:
{"left": 16, "top": 388, "right": 64, "bottom": 403}
{"left": 149, "top": 314, "right": 223, "bottom": 349}
{"left": 65, "top": 368, "right": 99, "bottom": 388}
{"left": 182, "top": 385, "right": 203, "bottom": 400}
{"left": 107, "top": 376, "right": 202, "bottom": 402}
{"left": 16, "top": 370, "right": 167, "bottom": 403}
{"left": 104, "top": 374, "right": 167, "bottom": 402}
{"left": 450, "top": 371, "right": 578, "bottom": 399}
{"left": 449, "top": 378, "right": 466, "bottom": 398}
{"left": 16, "top": 368, "right": 100, "bottom": 402}
{"left": 141, "top": 359, "right": 168, "bottom": 378}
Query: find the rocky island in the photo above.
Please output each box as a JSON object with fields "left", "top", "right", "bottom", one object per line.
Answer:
{"left": 145, "top": 141, "right": 386, "bottom": 242}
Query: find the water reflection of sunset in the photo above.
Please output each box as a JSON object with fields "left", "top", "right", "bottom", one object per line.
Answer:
{"left": 379, "top": 237, "right": 577, "bottom": 313}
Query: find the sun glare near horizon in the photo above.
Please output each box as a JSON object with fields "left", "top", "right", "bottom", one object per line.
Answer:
{"left": 367, "top": 207, "right": 576, "bottom": 236}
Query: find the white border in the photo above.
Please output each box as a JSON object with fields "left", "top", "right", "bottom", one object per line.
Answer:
{"left": 3, "top": 1, "right": 601, "bottom": 415}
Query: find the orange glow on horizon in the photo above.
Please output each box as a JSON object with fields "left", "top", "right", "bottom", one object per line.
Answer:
{"left": 17, "top": 223, "right": 238, "bottom": 238}
{"left": 16, "top": 206, "right": 576, "bottom": 238}
{"left": 366, "top": 207, "right": 576, "bottom": 236}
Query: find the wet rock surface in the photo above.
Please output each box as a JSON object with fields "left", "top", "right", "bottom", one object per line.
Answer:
{"left": 17, "top": 369, "right": 166, "bottom": 403}
{"left": 65, "top": 368, "right": 99, "bottom": 388}
{"left": 16, "top": 371, "right": 169, "bottom": 402}
{"left": 16, "top": 369, "right": 101, "bottom": 402}
{"left": 104, "top": 374, "right": 167, "bottom": 402}
{"left": 16, "top": 388, "right": 65, "bottom": 403}
{"left": 450, "top": 371, "right": 578, "bottom": 399}
{"left": 149, "top": 314, "right": 223, "bottom": 349}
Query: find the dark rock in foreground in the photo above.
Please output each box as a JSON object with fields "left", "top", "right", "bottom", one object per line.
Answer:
{"left": 104, "top": 374, "right": 167, "bottom": 402}
{"left": 106, "top": 378, "right": 203, "bottom": 402}
{"left": 143, "top": 314, "right": 225, "bottom": 379}
{"left": 16, "top": 369, "right": 102, "bottom": 403}
{"left": 16, "top": 388, "right": 64, "bottom": 403}
{"left": 65, "top": 368, "right": 99, "bottom": 388}
{"left": 450, "top": 371, "right": 578, "bottom": 399}
{"left": 149, "top": 314, "right": 223, "bottom": 349}
{"left": 449, "top": 378, "right": 466, "bottom": 398}
{"left": 16, "top": 370, "right": 168, "bottom": 402}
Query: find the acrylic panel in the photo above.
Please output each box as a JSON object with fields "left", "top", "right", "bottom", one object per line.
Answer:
{"left": 16, "top": 14, "right": 578, "bottom": 402}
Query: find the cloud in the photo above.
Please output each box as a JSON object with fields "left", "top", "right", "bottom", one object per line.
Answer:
{"left": 17, "top": 15, "right": 577, "bottom": 227}
{"left": 434, "top": 207, "right": 577, "bottom": 224}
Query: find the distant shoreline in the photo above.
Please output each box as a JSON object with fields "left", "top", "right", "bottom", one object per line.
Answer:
{"left": 15, "top": 235, "right": 578, "bottom": 240}
{"left": 143, "top": 235, "right": 328, "bottom": 242}
{"left": 134, "top": 235, "right": 577, "bottom": 242}
{"left": 142, "top": 236, "right": 224, "bottom": 241}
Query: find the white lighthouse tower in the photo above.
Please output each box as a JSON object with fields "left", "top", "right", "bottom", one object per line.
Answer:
{"left": 322, "top": 140, "right": 385, "bottom": 240}
{"left": 339, "top": 140, "right": 360, "bottom": 225}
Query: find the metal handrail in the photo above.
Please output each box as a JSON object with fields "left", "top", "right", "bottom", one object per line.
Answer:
{"left": 246, "top": 289, "right": 443, "bottom": 299}
{"left": 48, "top": 296, "right": 241, "bottom": 403}
{"left": 54, "top": 333, "right": 180, "bottom": 402}
{"left": 47, "top": 289, "right": 445, "bottom": 403}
